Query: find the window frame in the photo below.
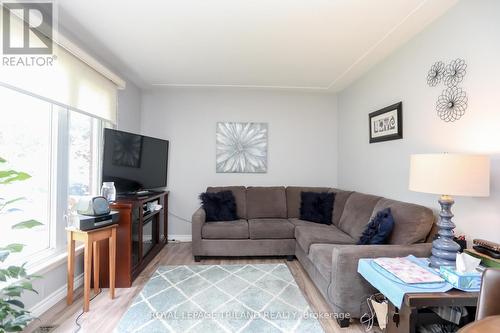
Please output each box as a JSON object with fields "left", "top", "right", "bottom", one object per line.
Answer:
{"left": 0, "top": 84, "right": 106, "bottom": 268}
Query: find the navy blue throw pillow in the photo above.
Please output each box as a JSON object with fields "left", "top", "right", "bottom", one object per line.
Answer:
{"left": 300, "top": 192, "right": 335, "bottom": 225}
{"left": 199, "top": 191, "right": 238, "bottom": 222}
{"left": 358, "top": 208, "right": 395, "bottom": 245}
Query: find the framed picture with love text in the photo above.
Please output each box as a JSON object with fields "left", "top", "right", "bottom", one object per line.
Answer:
{"left": 369, "top": 102, "right": 403, "bottom": 143}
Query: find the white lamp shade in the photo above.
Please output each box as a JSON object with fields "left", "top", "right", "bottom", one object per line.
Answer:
{"left": 409, "top": 154, "right": 490, "bottom": 197}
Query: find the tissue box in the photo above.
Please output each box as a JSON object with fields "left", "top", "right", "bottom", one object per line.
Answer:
{"left": 439, "top": 266, "right": 481, "bottom": 292}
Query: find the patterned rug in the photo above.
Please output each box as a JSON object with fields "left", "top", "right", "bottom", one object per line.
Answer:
{"left": 115, "top": 263, "right": 324, "bottom": 333}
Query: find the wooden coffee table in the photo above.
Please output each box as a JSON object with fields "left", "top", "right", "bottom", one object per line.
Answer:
{"left": 386, "top": 289, "right": 478, "bottom": 333}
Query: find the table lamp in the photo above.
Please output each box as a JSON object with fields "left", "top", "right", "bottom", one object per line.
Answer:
{"left": 409, "top": 153, "right": 490, "bottom": 268}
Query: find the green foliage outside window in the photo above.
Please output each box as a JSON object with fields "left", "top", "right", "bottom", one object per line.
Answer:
{"left": 0, "top": 157, "right": 43, "bottom": 332}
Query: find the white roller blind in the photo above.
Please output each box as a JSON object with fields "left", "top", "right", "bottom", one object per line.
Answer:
{"left": 0, "top": 13, "right": 120, "bottom": 123}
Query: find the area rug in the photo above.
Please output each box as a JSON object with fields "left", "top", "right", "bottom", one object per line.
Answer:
{"left": 115, "top": 263, "right": 324, "bottom": 333}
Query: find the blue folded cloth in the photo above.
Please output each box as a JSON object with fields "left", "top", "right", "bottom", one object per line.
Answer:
{"left": 357, "top": 255, "right": 453, "bottom": 307}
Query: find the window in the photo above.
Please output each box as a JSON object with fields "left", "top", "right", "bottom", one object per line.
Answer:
{"left": 68, "top": 111, "right": 101, "bottom": 211}
{"left": 0, "top": 85, "right": 105, "bottom": 265}
{"left": 0, "top": 86, "right": 53, "bottom": 262}
{"left": 0, "top": 7, "right": 121, "bottom": 266}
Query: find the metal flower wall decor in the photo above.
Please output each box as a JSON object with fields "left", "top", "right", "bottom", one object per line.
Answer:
{"left": 443, "top": 59, "right": 467, "bottom": 87}
{"left": 216, "top": 122, "right": 268, "bottom": 173}
{"left": 427, "top": 58, "right": 468, "bottom": 122}
{"left": 426, "top": 61, "right": 445, "bottom": 86}
{"left": 436, "top": 87, "right": 468, "bottom": 122}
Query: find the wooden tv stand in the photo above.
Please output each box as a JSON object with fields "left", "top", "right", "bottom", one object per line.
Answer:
{"left": 98, "top": 191, "right": 169, "bottom": 287}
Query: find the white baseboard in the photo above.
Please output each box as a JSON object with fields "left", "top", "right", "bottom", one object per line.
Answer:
{"left": 30, "top": 273, "right": 84, "bottom": 318}
{"left": 168, "top": 234, "right": 192, "bottom": 242}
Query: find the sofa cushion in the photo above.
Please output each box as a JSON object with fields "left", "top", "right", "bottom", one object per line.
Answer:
{"left": 358, "top": 208, "right": 395, "bottom": 245}
{"left": 202, "top": 219, "right": 249, "bottom": 239}
{"left": 300, "top": 192, "right": 335, "bottom": 225}
{"left": 289, "top": 218, "right": 335, "bottom": 229}
{"left": 248, "top": 219, "right": 295, "bottom": 239}
{"left": 286, "top": 187, "right": 331, "bottom": 218}
{"left": 371, "top": 198, "right": 434, "bottom": 245}
{"left": 338, "top": 192, "right": 382, "bottom": 240}
{"left": 199, "top": 191, "right": 238, "bottom": 222}
{"left": 246, "top": 186, "right": 287, "bottom": 219}
{"left": 328, "top": 189, "right": 354, "bottom": 226}
{"left": 308, "top": 243, "right": 340, "bottom": 281}
{"left": 207, "top": 186, "right": 247, "bottom": 219}
{"left": 295, "top": 225, "right": 356, "bottom": 254}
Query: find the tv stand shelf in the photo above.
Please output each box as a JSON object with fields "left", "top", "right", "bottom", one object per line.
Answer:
{"left": 143, "top": 209, "right": 162, "bottom": 221}
{"left": 98, "top": 191, "right": 169, "bottom": 288}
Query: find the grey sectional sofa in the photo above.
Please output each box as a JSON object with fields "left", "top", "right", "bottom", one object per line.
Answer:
{"left": 192, "top": 186, "right": 435, "bottom": 322}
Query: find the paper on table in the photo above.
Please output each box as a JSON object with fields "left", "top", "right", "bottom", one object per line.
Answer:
{"left": 357, "top": 256, "right": 453, "bottom": 308}
{"left": 373, "top": 257, "right": 445, "bottom": 284}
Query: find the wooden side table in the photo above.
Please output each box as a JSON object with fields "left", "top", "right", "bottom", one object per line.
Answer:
{"left": 67, "top": 224, "right": 117, "bottom": 312}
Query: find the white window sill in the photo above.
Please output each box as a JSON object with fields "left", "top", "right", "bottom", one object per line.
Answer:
{"left": 25, "top": 244, "right": 85, "bottom": 276}
{"left": 0, "top": 245, "right": 85, "bottom": 291}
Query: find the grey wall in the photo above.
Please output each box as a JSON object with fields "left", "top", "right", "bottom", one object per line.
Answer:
{"left": 338, "top": 0, "right": 500, "bottom": 243}
{"left": 141, "top": 88, "right": 338, "bottom": 236}
{"left": 117, "top": 81, "right": 142, "bottom": 133}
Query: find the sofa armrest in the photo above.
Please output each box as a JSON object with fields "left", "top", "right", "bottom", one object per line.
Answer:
{"left": 328, "top": 243, "right": 432, "bottom": 317}
{"left": 332, "top": 243, "right": 432, "bottom": 264}
{"left": 192, "top": 207, "right": 206, "bottom": 255}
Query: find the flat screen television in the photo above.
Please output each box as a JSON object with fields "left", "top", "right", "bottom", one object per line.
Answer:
{"left": 102, "top": 128, "right": 169, "bottom": 194}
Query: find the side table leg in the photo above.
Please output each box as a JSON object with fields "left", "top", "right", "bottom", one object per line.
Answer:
{"left": 109, "top": 227, "right": 116, "bottom": 299}
{"left": 93, "top": 241, "right": 100, "bottom": 294}
{"left": 67, "top": 231, "right": 75, "bottom": 305}
{"left": 83, "top": 237, "right": 93, "bottom": 312}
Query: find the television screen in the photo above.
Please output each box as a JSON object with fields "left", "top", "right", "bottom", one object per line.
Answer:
{"left": 102, "top": 128, "right": 169, "bottom": 193}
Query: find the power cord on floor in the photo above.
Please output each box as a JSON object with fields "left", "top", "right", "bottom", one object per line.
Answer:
{"left": 167, "top": 239, "right": 182, "bottom": 243}
{"left": 360, "top": 293, "right": 385, "bottom": 331}
{"left": 167, "top": 210, "right": 192, "bottom": 224}
{"left": 165, "top": 210, "right": 192, "bottom": 242}
{"left": 74, "top": 290, "right": 101, "bottom": 333}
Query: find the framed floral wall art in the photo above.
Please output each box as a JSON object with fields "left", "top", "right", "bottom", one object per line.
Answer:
{"left": 216, "top": 122, "right": 268, "bottom": 173}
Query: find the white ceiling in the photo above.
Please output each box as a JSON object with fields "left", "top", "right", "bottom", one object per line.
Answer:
{"left": 56, "top": 0, "right": 457, "bottom": 92}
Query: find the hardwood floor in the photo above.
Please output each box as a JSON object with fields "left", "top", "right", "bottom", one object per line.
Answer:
{"left": 27, "top": 242, "right": 375, "bottom": 333}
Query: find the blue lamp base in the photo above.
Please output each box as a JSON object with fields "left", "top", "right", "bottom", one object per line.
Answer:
{"left": 429, "top": 195, "right": 461, "bottom": 268}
